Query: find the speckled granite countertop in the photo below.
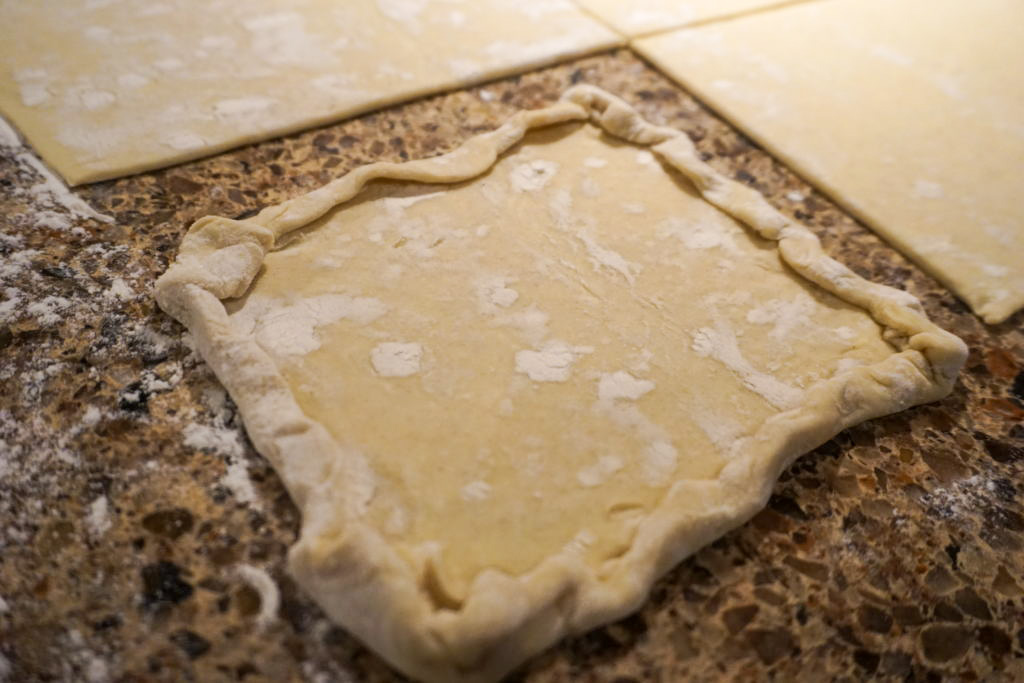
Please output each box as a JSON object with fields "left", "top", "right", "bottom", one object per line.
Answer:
{"left": 1, "top": 50, "right": 1022, "bottom": 682}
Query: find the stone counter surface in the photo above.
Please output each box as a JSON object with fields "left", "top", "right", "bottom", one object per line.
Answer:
{"left": 1, "top": 50, "right": 1022, "bottom": 682}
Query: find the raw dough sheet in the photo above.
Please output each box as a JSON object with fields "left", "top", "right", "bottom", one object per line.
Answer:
{"left": 156, "top": 87, "right": 965, "bottom": 681}
{"left": 572, "top": 0, "right": 815, "bottom": 37}
{"left": 0, "top": 0, "right": 619, "bottom": 185}
{"left": 635, "top": 0, "right": 1024, "bottom": 324}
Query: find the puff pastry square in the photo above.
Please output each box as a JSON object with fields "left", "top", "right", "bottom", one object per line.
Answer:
{"left": 156, "top": 87, "right": 965, "bottom": 682}
{"left": 634, "top": 0, "right": 1024, "bottom": 323}
{"left": 0, "top": 0, "right": 619, "bottom": 185}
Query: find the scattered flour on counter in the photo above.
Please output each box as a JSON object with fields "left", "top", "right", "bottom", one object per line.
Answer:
{"left": 222, "top": 460, "right": 260, "bottom": 507}
{"left": 577, "top": 455, "right": 624, "bottom": 487}
{"left": 184, "top": 422, "right": 245, "bottom": 459}
{"left": 235, "top": 564, "right": 280, "bottom": 628}
{"left": 106, "top": 277, "right": 135, "bottom": 301}
{"left": 0, "top": 114, "right": 112, "bottom": 224}
{"left": 785, "top": 191, "right": 805, "bottom": 202}
{"left": 25, "top": 295, "right": 73, "bottom": 327}
{"left": 370, "top": 342, "right": 423, "bottom": 377}
{"left": 85, "top": 496, "right": 112, "bottom": 537}
{"left": 183, "top": 421, "right": 262, "bottom": 508}
{"left": 515, "top": 340, "right": 591, "bottom": 382}
{"left": 691, "top": 319, "right": 803, "bottom": 410}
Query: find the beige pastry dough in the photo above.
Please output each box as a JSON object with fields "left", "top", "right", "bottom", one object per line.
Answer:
{"left": 0, "top": 0, "right": 619, "bottom": 185}
{"left": 156, "top": 87, "right": 965, "bottom": 682}
{"left": 572, "top": 0, "right": 811, "bottom": 37}
{"left": 635, "top": 0, "right": 1024, "bottom": 323}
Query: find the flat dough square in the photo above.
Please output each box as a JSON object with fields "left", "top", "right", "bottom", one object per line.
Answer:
{"left": 0, "top": 0, "right": 619, "bottom": 185}
{"left": 634, "top": 0, "right": 1024, "bottom": 323}
{"left": 572, "top": 0, "right": 812, "bottom": 36}
{"left": 156, "top": 87, "right": 964, "bottom": 682}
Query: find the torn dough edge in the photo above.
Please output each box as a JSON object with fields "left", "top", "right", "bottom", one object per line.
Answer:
{"left": 155, "top": 86, "right": 966, "bottom": 683}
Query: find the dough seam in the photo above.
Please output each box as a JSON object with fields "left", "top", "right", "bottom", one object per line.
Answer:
{"left": 156, "top": 86, "right": 965, "bottom": 683}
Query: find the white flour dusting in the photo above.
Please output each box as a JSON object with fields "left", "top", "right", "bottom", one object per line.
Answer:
{"left": 597, "top": 371, "right": 654, "bottom": 402}
{"left": 515, "top": 340, "right": 590, "bottom": 382}
{"left": 659, "top": 216, "right": 739, "bottom": 253}
{"left": 643, "top": 440, "right": 679, "bottom": 486}
{"left": 577, "top": 455, "right": 624, "bottom": 487}
{"left": 691, "top": 319, "right": 803, "bottom": 410}
{"left": 233, "top": 294, "right": 387, "bottom": 358}
{"left": 460, "top": 480, "right": 492, "bottom": 502}
{"left": 85, "top": 496, "right": 112, "bottom": 537}
{"left": 744, "top": 294, "right": 817, "bottom": 341}
{"left": 509, "top": 159, "right": 558, "bottom": 192}
{"left": 0, "top": 115, "right": 112, "bottom": 224}
{"left": 476, "top": 275, "right": 519, "bottom": 313}
{"left": 184, "top": 421, "right": 262, "bottom": 508}
{"left": 370, "top": 342, "right": 423, "bottom": 377}
{"left": 578, "top": 232, "right": 638, "bottom": 284}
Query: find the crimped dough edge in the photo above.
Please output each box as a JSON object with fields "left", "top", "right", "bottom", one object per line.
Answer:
{"left": 155, "top": 86, "right": 966, "bottom": 683}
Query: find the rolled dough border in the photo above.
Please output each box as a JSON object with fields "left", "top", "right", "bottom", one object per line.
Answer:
{"left": 156, "top": 86, "right": 966, "bottom": 682}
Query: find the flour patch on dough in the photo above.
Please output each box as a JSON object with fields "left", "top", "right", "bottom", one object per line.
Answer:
{"left": 576, "top": 455, "right": 624, "bottom": 487}
{"left": 912, "top": 179, "right": 944, "bottom": 199}
{"left": 515, "top": 340, "right": 591, "bottom": 382}
{"left": 690, "top": 319, "right": 803, "bottom": 410}
{"left": 659, "top": 216, "right": 739, "bottom": 253}
{"left": 214, "top": 97, "right": 275, "bottom": 121}
{"left": 460, "top": 480, "right": 492, "bottom": 502}
{"left": 510, "top": 159, "right": 559, "bottom": 192}
{"left": 496, "top": 304, "right": 550, "bottom": 346}
{"left": 690, "top": 405, "right": 746, "bottom": 455}
{"left": 643, "top": 441, "right": 679, "bottom": 487}
{"left": 235, "top": 294, "right": 387, "bottom": 358}
{"left": 476, "top": 276, "right": 520, "bottom": 313}
{"left": 578, "top": 232, "right": 638, "bottom": 284}
{"left": 162, "top": 132, "right": 206, "bottom": 151}
{"left": 598, "top": 371, "right": 654, "bottom": 402}
{"left": 744, "top": 294, "right": 817, "bottom": 341}
{"left": 371, "top": 342, "right": 423, "bottom": 378}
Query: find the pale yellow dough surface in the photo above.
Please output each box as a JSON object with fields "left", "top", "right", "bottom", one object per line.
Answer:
{"left": 156, "top": 87, "right": 965, "bottom": 682}
{"left": 635, "top": 0, "right": 1024, "bottom": 323}
{"left": 0, "top": 0, "right": 619, "bottom": 185}
{"left": 573, "top": 0, "right": 812, "bottom": 36}
{"left": 229, "top": 122, "right": 894, "bottom": 599}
